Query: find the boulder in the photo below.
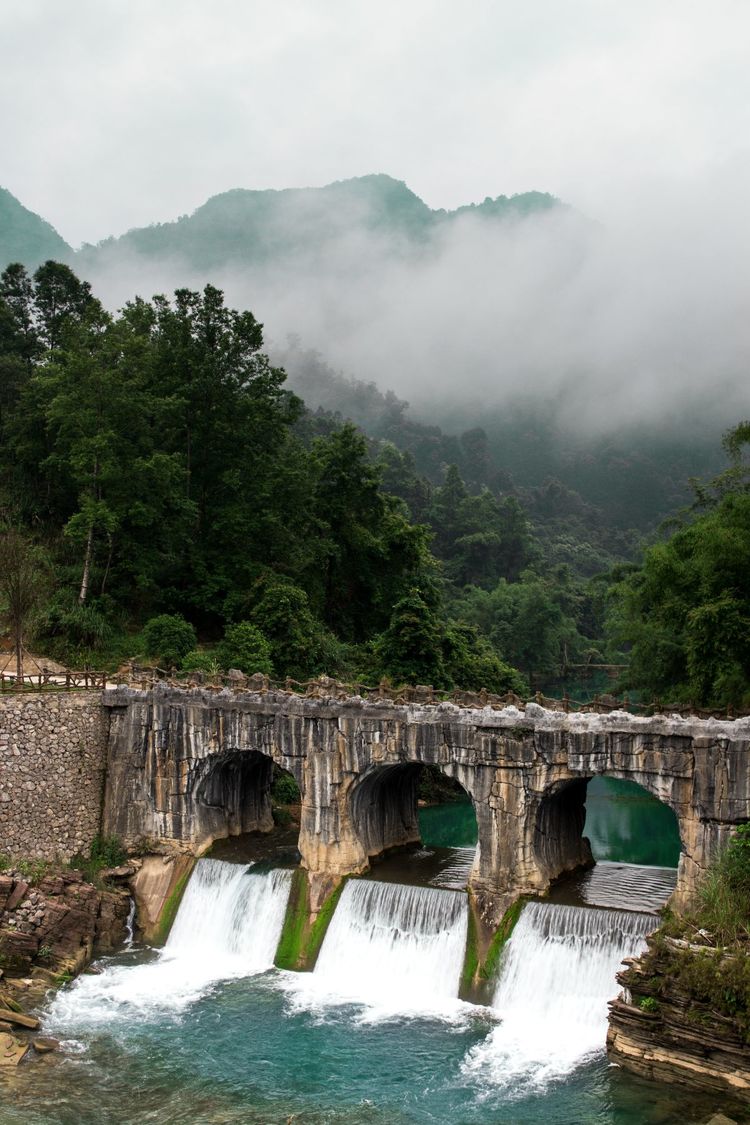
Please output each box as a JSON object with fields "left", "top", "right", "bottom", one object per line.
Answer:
{"left": 32, "top": 1037, "right": 59, "bottom": 1054}
{"left": 0, "top": 1032, "right": 29, "bottom": 1067}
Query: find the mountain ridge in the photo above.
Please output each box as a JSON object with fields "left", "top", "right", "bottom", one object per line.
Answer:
{"left": 0, "top": 187, "right": 73, "bottom": 270}
{"left": 0, "top": 175, "right": 560, "bottom": 273}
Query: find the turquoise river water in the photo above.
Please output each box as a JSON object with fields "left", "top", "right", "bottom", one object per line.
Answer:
{"left": 0, "top": 779, "right": 730, "bottom": 1125}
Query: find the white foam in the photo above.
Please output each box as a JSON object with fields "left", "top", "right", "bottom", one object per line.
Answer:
{"left": 462, "top": 901, "right": 653, "bottom": 1094}
{"left": 286, "top": 879, "right": 469, "bottom": 1022}
{"left": 46, "top": 859, "right": 292, "bottom": 1029}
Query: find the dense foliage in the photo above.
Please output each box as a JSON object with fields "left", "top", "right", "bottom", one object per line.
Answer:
{"left": 608, "top": 425, "right": 750, "bottom": 709}
{"left": 3, "top": 259, "right": 745, "bottom": 707}
{"left": 0, "top": 261, "right": 539, "bottom": 690}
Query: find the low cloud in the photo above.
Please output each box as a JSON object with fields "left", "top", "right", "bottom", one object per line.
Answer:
{"left": 83, "top": 157, "right": 750, "bottom": 436}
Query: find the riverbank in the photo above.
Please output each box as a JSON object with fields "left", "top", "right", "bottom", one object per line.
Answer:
{"left": 608, "top": 928, "right": 750, "bottom": 1105}
{"left": 0, "top": 862, "right": 131, "bottom": 1065}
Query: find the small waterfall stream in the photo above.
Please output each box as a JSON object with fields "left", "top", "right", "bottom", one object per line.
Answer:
{"left": 463, "top": 901, "right": 655, "bottom": 1092}
{"left": 290, "top": 879, "right": 469, "bottom": 1018}
{"left": 47, "top": 859, "right": 292, "bottom": 1026}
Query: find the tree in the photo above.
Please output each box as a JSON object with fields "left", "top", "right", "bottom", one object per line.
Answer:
{"left": 248, "top": 579, "right": 319, "bottom": 678}
{"left": 609, "top": 491, "right": 750, "bottom": 707}
{"left": 442, "top": 621, "right": 528, "bottom": 695}
{"left": 375, "top": 588, "right": 447, "bottom": 687}
{"left": 216, "top": 622, "right": 273, "bottom": 675}
{"left": 0, "top": 528, "right": 50, "bottom": 680}
{"left": 142, "top": 614, "right": 197, "bottom": 668}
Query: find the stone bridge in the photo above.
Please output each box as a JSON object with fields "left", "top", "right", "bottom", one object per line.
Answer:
{"left": 102, "top": 685, "right": 750, "bottom": 923}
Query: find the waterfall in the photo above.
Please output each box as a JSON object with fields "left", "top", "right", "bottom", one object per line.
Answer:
{"left": 463, "top": 901, "right": 654, "bottom": 1092}
{"left": 288, "top": 879, "right": 469, "bottom": 1019}
{"left": 47, "top": 860, "right": 292, "bottom": 1026}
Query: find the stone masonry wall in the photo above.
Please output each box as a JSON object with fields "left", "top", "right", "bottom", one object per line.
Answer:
{"left": 0, "top": 694, "right": 109, "bottom": 861}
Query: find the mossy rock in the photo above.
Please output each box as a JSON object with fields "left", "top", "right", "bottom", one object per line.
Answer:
{"left": 275, "top": 870, "right": 346, "bottom": 972}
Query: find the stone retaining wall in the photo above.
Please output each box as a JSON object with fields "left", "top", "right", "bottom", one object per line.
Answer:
{"left": 0, "top": 694, "right": 108, "bottom": 861}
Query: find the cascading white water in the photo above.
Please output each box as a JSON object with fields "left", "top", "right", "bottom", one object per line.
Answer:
{"left": 463, "top": 901, "right": 654, "bottom": 1092}
{"left": 47, "top": 859, "right": 292, "bottom": 1027}
{"left": 289, "top": 879, "right": 469, "bottom": 1019}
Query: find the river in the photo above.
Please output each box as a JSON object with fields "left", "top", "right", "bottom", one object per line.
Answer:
{"left": 0, "top": 779, "right": 723, "bottom": 1125}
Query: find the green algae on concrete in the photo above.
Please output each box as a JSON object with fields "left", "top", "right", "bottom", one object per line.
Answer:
{"left": 480, "top": 897, "right": 525, "bottom": 983}
{"left": 459, "top": 895, "right": 526, "bottom": 1004}
{"left": 275, "top": 870, "right": 346, "bottom": 971}
{"left": 151, "top": 859, "right": 195, "bottom": 946}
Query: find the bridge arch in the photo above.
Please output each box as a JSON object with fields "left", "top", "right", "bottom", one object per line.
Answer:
{"left": 532, "top": 772, "right": 684, "bottom": 894}
{"left": 347, "top": 760, "right": 478, "bottom": 868}
{"left": 102, "top": 687, "right": 750, "bottom": 921}
{"left": 187, "top": 748, "right": 303, "bottom": 854}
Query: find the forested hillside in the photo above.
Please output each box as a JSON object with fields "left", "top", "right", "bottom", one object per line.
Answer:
{"left": 1, "top": 258, "right": 746, "bottom": 707}
{"left": 0, "top": 188, "right": 72, "bottom": 271}
{"left": 0, "top": 260, "right": 526, "bottom": 693}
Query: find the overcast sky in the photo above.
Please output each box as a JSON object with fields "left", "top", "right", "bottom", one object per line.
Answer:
{"left": 2, "top": 0, "right": 749, "bottom": 245}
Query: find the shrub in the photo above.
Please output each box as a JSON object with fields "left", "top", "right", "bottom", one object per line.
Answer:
{"left": 90, "top": 834, "right": 127, "bottom": 868}
{"left": 696, "top": 822, "right": 750, "bottom": 944}
{"left": 181, "top": 650, "right": 221, "bottom": 676}
{"left": 216, "top": 622, "right": 273, "bottom": 676}
{"left": 271, "top": 766, "right": 300, "bottom": 805}
{"left": 70, "top": 834, "right": 126, "bottom": 884}
{"left": 639, "top": 996, "right": 659, "bottom": 1013}
{"left": 142, "top": 614, "right": 197, "bottom": 669}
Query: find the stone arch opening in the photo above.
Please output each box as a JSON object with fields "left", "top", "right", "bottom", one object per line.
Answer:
{"left": 349, "top": 762, "right": 477, "bottom": 866}
{"left": 191, "top": 751, "right": 301, "bottom": 852}
{"left": 534, "top": 774, "right": 683, "bottom": 908}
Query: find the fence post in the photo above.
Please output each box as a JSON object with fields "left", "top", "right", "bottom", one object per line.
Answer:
{"left": 562, "top": 692, "right": 570, "bottom": 713}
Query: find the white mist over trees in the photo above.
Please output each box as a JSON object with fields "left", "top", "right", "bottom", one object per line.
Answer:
{"left": 65, "top": 164, "right": 750, "bottom": 436}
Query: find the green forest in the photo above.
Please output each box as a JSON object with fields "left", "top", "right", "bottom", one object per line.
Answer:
{"left": 0, "top": 260, "right": 748, "bottom": 710}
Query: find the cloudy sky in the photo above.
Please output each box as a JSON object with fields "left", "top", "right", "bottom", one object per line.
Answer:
{"left": 2, "top": 0, "right": 749, "bottom": 245}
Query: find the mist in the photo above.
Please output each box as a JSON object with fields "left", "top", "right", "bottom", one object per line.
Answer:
{"left": 80, "top": 159, "right": 750, "bottom": 437}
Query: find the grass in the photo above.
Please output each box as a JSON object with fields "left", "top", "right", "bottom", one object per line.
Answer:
{"left": 15, "top": 858, "right": 50, "bottom": 884}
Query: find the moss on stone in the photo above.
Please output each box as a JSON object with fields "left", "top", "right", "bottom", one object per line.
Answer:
{"left": 304, "top": 879, "right": 346, "bottom": 968}
{"left": 479, "top": 897, "right": 525, "bottom": 982}
{"left": 274, "top": 871, "right": 346, "bottom": 971}
{"left": 274, "top": 868, "right": 310, "bottom": 970}
{"left": 152, "top": 860, "right": 194, "bottom": 946}
{"left": 459, "top": 903, "right": 479, "bottom": 1000}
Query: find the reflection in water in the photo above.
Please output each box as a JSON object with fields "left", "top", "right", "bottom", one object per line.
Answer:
{"left": 584, "top": 777, "right": 681, "bottom": 868}
{"left": 418, "top": 801, "right": 478, "bottom": 848}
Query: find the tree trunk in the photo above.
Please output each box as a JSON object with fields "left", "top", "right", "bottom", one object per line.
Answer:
{"left": 79, "top": 520, "right": 94, "bottom": 604}
{"left": 15, "top": 633, "right": 22, "bottom": 684}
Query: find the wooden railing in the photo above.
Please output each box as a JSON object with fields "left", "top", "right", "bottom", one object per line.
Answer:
{"left": 1, "top": 660, "right": 745, "bottom": 721}
{"left": 118, "top": 665, "right": 749, "bottom": 722}
{"left": 0, "top": 669, "right": 108, "bottom": 694}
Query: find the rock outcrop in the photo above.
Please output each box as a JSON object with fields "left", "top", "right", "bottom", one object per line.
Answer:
{"left": 0, "top": 867, "right": 131, "bottom": 975}
{"left": 608, "top": 935, "right": 750, "bottom": 1103}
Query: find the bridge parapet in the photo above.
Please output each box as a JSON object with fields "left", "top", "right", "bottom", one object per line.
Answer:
{"left": 101, "top": 684, "right": 750, "bottom": 924}
{"left": 118, "top": 666, "right": 750, "bottom": 723}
